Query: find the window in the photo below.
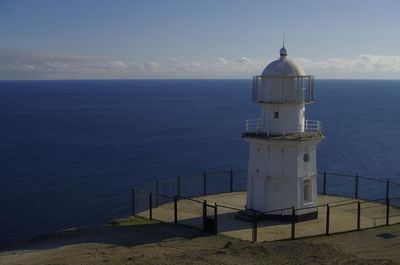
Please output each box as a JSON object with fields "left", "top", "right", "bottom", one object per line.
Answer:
{"left": 274, "top": 112, "right": 279, "bottom": 119}
{"left": 303, "top": 178, "right": 312, "bottom": 203}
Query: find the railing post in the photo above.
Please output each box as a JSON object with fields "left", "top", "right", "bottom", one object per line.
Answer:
{"left": 386, "top": 197, "right": 390, "bottom": 226}
{"left": 386, "top": 178, "right": 390, "bottom": 200}
{"left": 230, "top": 169, "right": 233, "bottom": 192}
{"left": 155, "top": 181, "right": 159, "bottom": 207}
{"left": 291, "top": 206, "right": 296, "bottom": 240}
{"left": 355, "top": 173, "right": 359, "bottom": 199}
{"left": 323, "top": 169, "right": 327, "bottom": 195}
{"left": 202, "top": 200, "right": 207, "bottom": 232}
{"left": 256, "top": 119, "right": 259, "bottom": 134}
{"left": 386, "top": 179, "right": 390, "bottom": 226}
{"left": 177, "top": 176, "right": 181, "bottom": 199}
{"left": 326, "top": 204, "right": 330, "bottom": 236}
{"left": 203, "top": 171, "right": 207, "bottom": 196}
{"left": 174, "top": 195, "right": 178, "bottom": 224}
{"left": 149, "top": 193, "right": 153, "bottom": 220}
{"left": 131, "top": 186, "right": 135, "bottom": 216}
{"left": 252, "top": 213, "right": 257, "bottom": 242}
{"left": 357, "top": 201, "right": 361, "bottom": 230}
{"left": 214, "top": 203, "right": 218, "bottom": 234}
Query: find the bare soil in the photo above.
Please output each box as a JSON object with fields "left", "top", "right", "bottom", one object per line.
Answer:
{"left": 0, "top": 217, "right": 398, "bottom": 265}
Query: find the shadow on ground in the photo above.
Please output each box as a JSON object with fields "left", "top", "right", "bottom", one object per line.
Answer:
{"left": 0, "top": 217, "right": 208, "bottom": 253}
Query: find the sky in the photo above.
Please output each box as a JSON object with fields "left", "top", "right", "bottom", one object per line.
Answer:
{"left": 1, "top": 0, "right": 400, "bottom": 80}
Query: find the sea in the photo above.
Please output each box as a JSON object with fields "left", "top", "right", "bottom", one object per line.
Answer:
{"left": 1, "top": 79, "right": 400, "bottom": 244}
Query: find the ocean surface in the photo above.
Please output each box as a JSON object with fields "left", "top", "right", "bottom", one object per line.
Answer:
{"left": 1, "top": 79, "right": 400, "bottom": 244}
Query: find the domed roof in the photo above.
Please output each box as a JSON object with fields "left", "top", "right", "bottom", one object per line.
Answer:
{"left": 261, "top": 47, "right": 305, "bottom": 76}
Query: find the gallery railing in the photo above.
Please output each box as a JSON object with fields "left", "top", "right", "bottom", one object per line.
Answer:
{"left": 132, "top": 169, "right": 400, "bottom": 242}
{"left": 244, "top": 119, "right": 322, "bottom": 135}
{"left": 304, "top": 119, "right": 322, "bottom": 133}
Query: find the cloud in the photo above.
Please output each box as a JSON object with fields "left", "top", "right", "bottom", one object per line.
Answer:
{"left": 110, "top": 61, "right": 127, "bottom": 68}
{"left": 1, "top": 49, "right": 400, "bottom": 79}
{"left": 146, "top": 62, "right": 161, "bottom": 71}
{"left": 237, "top": 57, "right": 254, "bottom": 64}
{"left": 216, "top": 58, "right": 229, "bottom": 65}
{"left": 0, "top": 49, "right": 156, "bottom": 79}
{"left": 294, "top": 55, "right": 400, "bottom": 78}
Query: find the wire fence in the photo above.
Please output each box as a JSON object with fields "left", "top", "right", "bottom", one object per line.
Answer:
{"left": 132, "top": 169, "right": 400, "bottom": 242}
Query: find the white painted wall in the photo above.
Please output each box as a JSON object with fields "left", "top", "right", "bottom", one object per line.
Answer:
{"left": 260, "top": 104, "right": 305, "bottom": 135}
{"left": 245, "top": 138, "right": 322, "bottom": 213}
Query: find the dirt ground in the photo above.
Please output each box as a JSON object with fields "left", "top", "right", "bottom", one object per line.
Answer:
{"left": 0, "top": 217, "right": 398, "bottom": 265}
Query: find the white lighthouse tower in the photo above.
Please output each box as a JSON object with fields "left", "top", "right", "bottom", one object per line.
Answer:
{"left": 243, "top": 46, "right": 324, "bottom": 220}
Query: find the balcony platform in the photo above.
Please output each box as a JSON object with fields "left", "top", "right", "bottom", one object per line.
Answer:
{"left": 136, "top": 192, "right": 400, "bottom": 242}
{"left": 242, "top": 131, "right": 324, "bottom": 141}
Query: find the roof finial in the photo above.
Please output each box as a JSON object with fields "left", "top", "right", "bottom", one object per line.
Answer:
{"left": 280, "top": 33, "right": 288, "bottom": 57}
{"left": 283, "top": 32, "right": 285, "bottom": 48}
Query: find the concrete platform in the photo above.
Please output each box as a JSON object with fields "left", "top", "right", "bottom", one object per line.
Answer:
{"left": 136, "top": 192, "right": 400, "bottom": 242}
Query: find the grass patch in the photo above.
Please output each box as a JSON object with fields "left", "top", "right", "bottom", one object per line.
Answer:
{"left": 107, "top": 217, "right": 159, "bottom": 227}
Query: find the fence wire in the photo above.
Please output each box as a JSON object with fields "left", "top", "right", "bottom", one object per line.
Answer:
{"left": 257, "top": 208, "right": 292, "bottom": 242}
{"left": 217, "top": 204, "right": 254, "bottom": 241}
{"left": 330, "top": 201, "right": 358, "bottom": 234}
{"left": 358, "top": 178, "right": 386, "bottom": 201}
{"left": 175, "top": 197, "right": 204, "bottom": 230}
{"left": 133, "top": 190, "right": 150, "bottom": 219}
{"left": 360, "top": 199, "right": 388, "bottom": 229}
{"left": 133, "top": 169, "right": 400, "bottom": 242}
{"left": 158, "top": 178, "right": 177, "bottom": 198}
{"left": 151, "top": 193, "right": 175, "bottom": 223}
{"left": 295, "top": 204, "right": 327, "bottom": 238}
{"left": 389, "top": 197, "right": 400, "bottom": 225}
{"left": 206, "top": 172, "right": 231, "bottom": 195}
{"left": 180, "top": 174, "right": 204, "bottom": 198}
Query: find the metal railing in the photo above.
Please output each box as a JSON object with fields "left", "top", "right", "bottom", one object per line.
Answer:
{"left": 252, "top": 75, "right": 314, "bottom": 104}
{"left": 244, "top": 119, "right": 322, "bottom": 135}
{"left": 304, "top": 120, "right": 322, "bottom": 133}
{"left": 132, "top": 169, "right": 400, "bottom": 242}
{"left": 245, "top": 119, "right": 261, "bottom": 133}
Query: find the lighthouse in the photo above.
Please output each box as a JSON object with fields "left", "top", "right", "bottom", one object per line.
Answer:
{"left": 243, "top": 46, "right": 324, "bottom": 220}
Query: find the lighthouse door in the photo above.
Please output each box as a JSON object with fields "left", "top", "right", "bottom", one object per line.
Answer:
{"left": 252, "top": 177, "right": 265, "bottom": 211}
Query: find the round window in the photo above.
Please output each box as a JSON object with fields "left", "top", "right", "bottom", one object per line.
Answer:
{"left": 303, "top": 153, "right": 310, "bottom": 162}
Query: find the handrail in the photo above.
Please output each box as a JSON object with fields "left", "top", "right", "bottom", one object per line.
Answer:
{"left": 136, "top": 170, "right": 400, "bottom": 191}
{"left": 150, "top": 192, "right": 176, "bottom": 200}
{"left": 329, "top": 200, "right": 359, "bottom": 208}
{"left": 216, "top": 204, "right": 244, "bottom": 212}
{"left": 244, "top": 119, "right": 322, "bottom": 134}
{"left": 177, "top": 195, "right": 205, "bottom": 204}
{"left": 245, "top": 119, "right": 261, "bottom": 133}
{"left": 137, "top": 169, "right": 248, "bottom": 187}
{"left": 318, "top": 171, "right": 400, "bottom": 185}
{"left": 304, "top": 120, "right": 322, "bottom": 133}
{"left": 134, "top": 169, "right": 400, "bottom": 215}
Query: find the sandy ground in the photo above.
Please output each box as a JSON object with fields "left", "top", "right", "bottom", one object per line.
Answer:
{"left": 139, "top": 192, "right": 400, "bottom": 241}
{"left": 0, "top": 216, "right": 399, "bottom": 265}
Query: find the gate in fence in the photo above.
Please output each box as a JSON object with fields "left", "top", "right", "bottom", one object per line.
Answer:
{"left": 203, "top": 201, "right": 217, "bottom": 234}
{"left": 132, "top": 189, "right": 219, "bottom": 234}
